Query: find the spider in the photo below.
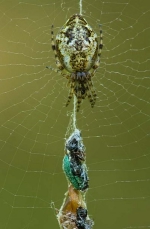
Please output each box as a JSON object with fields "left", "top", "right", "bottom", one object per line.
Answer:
{"left": 47, "top": 14, "right": 103, "bottom": 111}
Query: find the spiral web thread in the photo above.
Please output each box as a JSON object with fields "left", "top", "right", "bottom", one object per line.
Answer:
{"left": 56, "top": 1, "right": 94, "bottom": 229}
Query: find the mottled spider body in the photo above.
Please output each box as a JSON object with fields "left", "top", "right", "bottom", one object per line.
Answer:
{"left": 50, "top": 14, "right": 103, "bottom": 111}
{"left": 56, "top": 15, "right": 98, "bottom": 73}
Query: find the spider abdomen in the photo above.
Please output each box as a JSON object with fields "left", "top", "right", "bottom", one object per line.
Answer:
{"left": 56, "top": 15, "right": 98, "bottom": 73}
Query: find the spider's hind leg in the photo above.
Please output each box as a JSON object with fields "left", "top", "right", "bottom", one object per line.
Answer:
{"left": 76, "top": 81, "right": 83, "bottom": 112}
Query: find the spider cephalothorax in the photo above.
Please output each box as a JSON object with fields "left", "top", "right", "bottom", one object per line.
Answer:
{"left": 49, "top": 14, "right": 103, "bottom": 111}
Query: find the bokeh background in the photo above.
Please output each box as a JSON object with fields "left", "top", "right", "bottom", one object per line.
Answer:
{"left": 0, "top": 0, "right": 150, "bottom": 229}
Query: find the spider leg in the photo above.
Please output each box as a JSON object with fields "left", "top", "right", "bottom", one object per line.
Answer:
{"left": 91, "top": 24, "right": 103, "bottom": 77}
{"left": 87, "top": 79, "right": 97, "bottom": 103}
{"left": 81, "top": 82, "right": 87, "bottom": 100}
{"left": 84, "top": 26, "right": 103, "bottom": 108}
{"left": 76, "top": 82, "right": 82, "bottom": 112}
{"left": 46, "top": 65, "right": 70, "bottom": 79}
{"left": 66, "top": 81, "right": 74, "bottom": 107}
{"left": 81, "top": 91, "right": 86, "bottom": 100}
{"left": 84, "top": 82, "right": 94, "bottom": 108}
{"left": 97, "top": 24, "right": 103, "bottom": 64}
{"left": 51, "top": 25, "right": 64, "bottom": 70}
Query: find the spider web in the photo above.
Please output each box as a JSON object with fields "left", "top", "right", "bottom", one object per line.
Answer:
{"left": 0, "top": 0, "right": 150, "bottom": 229}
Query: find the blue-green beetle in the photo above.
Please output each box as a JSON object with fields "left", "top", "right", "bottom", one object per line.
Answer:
{"left": 63, "top": 154, "right": 89, "bottom": 191}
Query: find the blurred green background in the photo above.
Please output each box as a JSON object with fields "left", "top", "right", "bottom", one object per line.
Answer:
{"left": 0, "top": 0, "right": 150, "bottom": 229}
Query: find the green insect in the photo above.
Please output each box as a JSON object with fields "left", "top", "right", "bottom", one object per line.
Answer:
{"left": 63, "top": 153, "right": 89, "bottom": 191}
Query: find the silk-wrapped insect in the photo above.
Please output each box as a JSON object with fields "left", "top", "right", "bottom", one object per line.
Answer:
{"left": 65, "top": 129, "right": 86, "bottom": 161}
{"left": 57, "top": 185, "right": 93, "bottom": 229}
{"left": 63, "top": 153, "right": 89, "bottom": 191}
{"left": 64, "top": 129, "right": 89, "bottom": 190}
{"left": 75, "top": 207, "right": 94, "bottom": 229}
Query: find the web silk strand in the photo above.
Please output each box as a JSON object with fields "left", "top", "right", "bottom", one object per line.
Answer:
{"left": 72, "top": 0, "right": 83, "bottom": 132}
{"left": 79, "top": 0, "right": 83, "bottom": 15}
{"left": 73, "top": 95, "right": 77, "bottom": 130}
